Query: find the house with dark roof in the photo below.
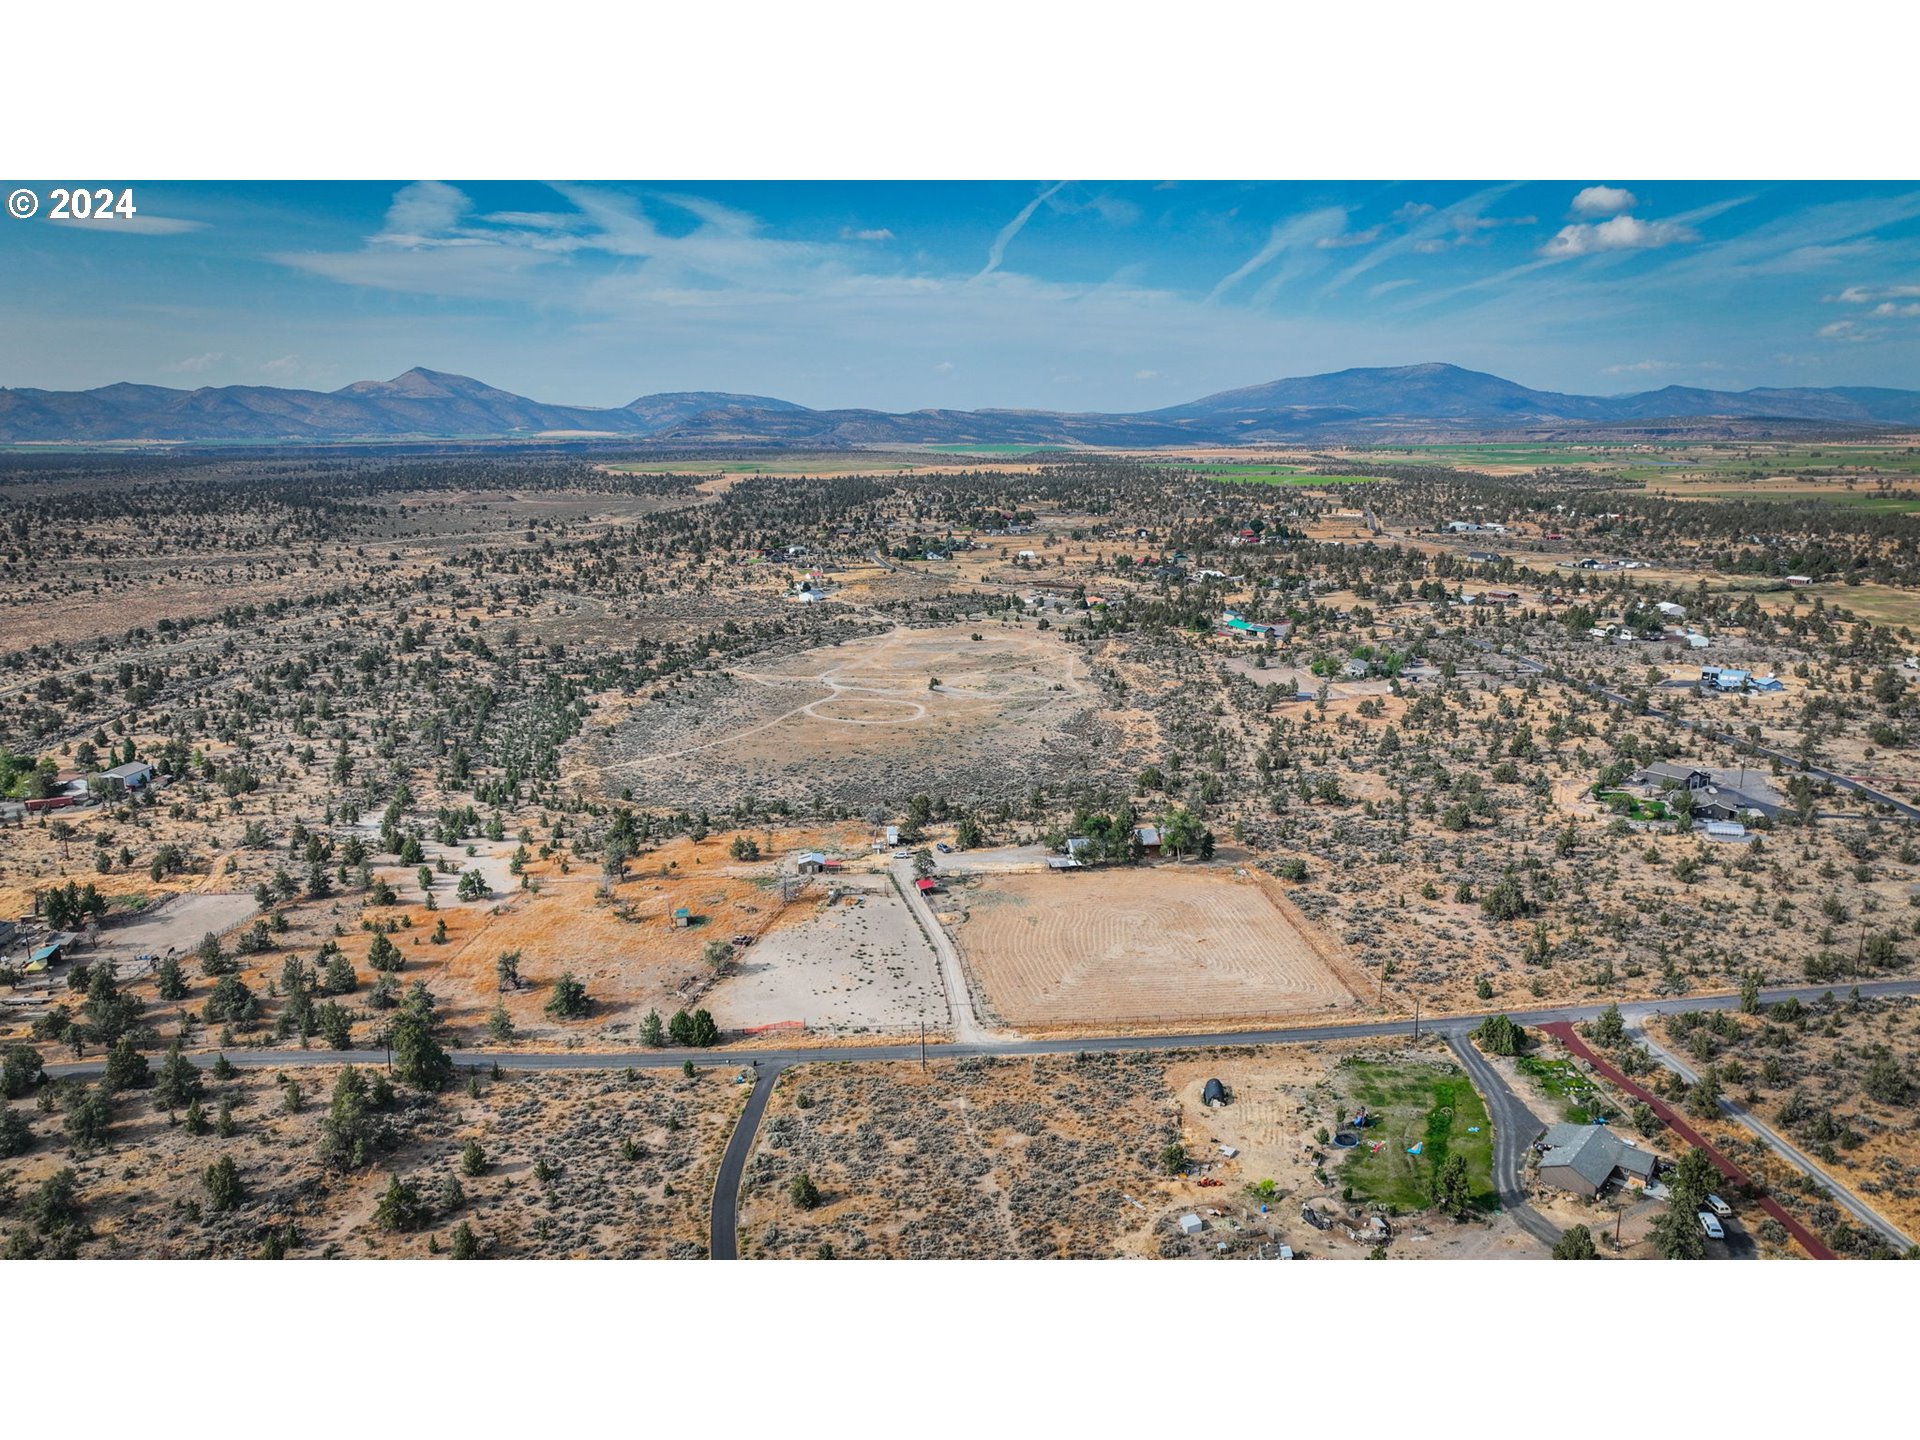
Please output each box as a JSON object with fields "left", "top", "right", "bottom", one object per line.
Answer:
{"left": 1633, "top": 762, "right": 1711, "bottom": 792}
{"left": 1535, "top": 1122, "right": 1658, "bottom": 1197}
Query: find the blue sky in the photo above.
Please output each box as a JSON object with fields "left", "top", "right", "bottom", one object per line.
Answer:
{"left": 4, "top": 180, "right": 1920, "bottom": 410}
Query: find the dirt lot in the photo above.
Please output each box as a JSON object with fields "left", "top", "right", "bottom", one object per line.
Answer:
{"left": 0, "top": 1063, "right": 739, "bottom": 1259}
{"left": 706, "top": 873, "right": 947, "bottom": 1038}
{"left": 413, "top": 834, "right": 809, "bottom": 1047}
{"left": 736, "top": 1037, "right": 1538, "bottom": 1260}
{"left": 577, "top": 622, "right": 1130, "bottom": 811}
{"left": 946, "top": 864, "right": 1366, "bottom": 1031}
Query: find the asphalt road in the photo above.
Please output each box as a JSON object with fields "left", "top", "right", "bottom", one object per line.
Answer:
{"left": 46, "top": 979, "right": 1920, "bottom": 1259}
{"left": 710, "top": 1063, "right": 783, "bottom": 1260}
{"left": 1626, "top": 1009, "right": 1914, "bottom": 1252}
{"left": 1442, "top": 1033, "right": 1560, "bottom": 1248}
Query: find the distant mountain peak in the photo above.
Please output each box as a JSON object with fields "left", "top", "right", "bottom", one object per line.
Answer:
{"left": 3, "top": 362, "right": 1917, "bottom": 445}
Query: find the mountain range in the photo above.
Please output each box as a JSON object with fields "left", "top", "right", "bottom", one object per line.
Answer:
{"left": 4, "top": 362, "right": 1919, "bottom": 447}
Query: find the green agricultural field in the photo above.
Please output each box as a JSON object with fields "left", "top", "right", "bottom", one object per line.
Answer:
{"left": 919, "top": 443, "right": 1069, "bottom": 455}
{"left": 1337, "top": 1057, "right": 1495, "bottom": 1214}
{"left": 600, "top": 455, "right": 916, "bottom": 475}
{"left": 1166, "top": 461, "right": 1383, "bottom": 485}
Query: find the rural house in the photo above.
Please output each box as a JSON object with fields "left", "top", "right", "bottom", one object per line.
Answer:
{"left": 1632, "top": 762, "right": 1711, "bottom": 792}
{"left": 1535, "top": 1122, "right": 1657, "bottom": 1197}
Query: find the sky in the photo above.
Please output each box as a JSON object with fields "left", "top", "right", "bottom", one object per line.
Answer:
{"left": 4, "top": 180, "right": 1920, "bottom": 411}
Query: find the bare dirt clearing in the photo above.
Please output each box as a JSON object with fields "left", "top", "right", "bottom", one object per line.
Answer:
{"left": 948, "top": 865, "right": 1365, "bottom": 1031}
{"left": 580, "top": 623, "right": 1122, "bottom": 811}
{"left": 705, "top": 873, "right": 946, "bottom": 1037}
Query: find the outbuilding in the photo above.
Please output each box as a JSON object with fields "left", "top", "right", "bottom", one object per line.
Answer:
{"left": 1202, "top": 1078, "right": 1228, "bottom": 1107}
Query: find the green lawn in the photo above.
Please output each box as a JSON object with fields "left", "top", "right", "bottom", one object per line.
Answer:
{"left": 1594, "top": 788, "right": 1673, "bottom": 822}
{"left": 1337, "top": 1058, "right": 1495, "bottom": 1214}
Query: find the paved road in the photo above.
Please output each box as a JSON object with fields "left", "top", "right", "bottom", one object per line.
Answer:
{"left": 49, "top": 980, "right": 1920, "bottom": 1082}
{"left": 47, "top": 979, "right": 1920, "bottom": 1259}
{"left": 890, "top": 857, "right": 991, "bottom": 1045}
{"left": 1471, "top": 637, "right": 1920, "bottom": 821}
{"left": 1625, "top": 1009, "right": 1914, "bottom": 1252}
{"left": 709, "top": 1063, "right": 783, "bottom": 1260}
{"left": 1442, "top": 1032, "right": 1559, "bottom": 1248}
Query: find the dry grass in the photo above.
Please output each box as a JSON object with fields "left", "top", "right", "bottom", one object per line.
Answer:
{"left": 949, "top": 865, "right": 1365, "bottom": 1030}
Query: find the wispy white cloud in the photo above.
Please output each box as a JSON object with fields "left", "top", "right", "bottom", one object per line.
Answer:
{"left": 1602, "top": 358, "right": 1723, "bottom": 376}
{"left": 976, "top": 181, "right": 1067, "bottom": 279}
{"left": 1207, "top": 207, "right": 1350, "bottom": 302}
{"left": 46, "top": 213, "right": 207, "bottom": 236}
{"left": 1323, "top": 184, "right": 1523, "bottom": 291}
{"left": 1820, "top": 319, "right": 1884, "bottom": 342}
{"left": 162, "top": 351, "right": 223, "bottom": 374}
{"left": 841, "top": 226, "right": 895, "bottom": 242}
{"left": 1831, "top": 282, "right": 1920, "bottom": 304}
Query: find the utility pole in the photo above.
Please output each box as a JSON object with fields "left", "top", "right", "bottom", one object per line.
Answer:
{"left": 1413, "top": 997, "right": 1421, "bottom": 1041}
{"left": 919, "top": 1018, "right": 927, "bottom": 1072}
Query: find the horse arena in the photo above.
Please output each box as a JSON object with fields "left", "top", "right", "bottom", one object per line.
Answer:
{"left": 950, "top": 867, "right": 1364, "bottom": 1030}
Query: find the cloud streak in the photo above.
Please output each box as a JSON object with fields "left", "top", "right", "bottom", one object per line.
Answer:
{"left": 976, "top": 181, "right": 1067, "bottom": 278}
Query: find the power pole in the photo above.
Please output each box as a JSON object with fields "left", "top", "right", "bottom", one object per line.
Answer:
{"left": 919, "top": 1019, "right": 927, "bottom": 1072}
{"left": 1413, "top": 997, "right": 1421, "bottom": 1041}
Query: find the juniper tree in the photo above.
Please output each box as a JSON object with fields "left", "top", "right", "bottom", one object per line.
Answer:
{"left": 202, "top": 1155, "right": 242, "bottom": 1213}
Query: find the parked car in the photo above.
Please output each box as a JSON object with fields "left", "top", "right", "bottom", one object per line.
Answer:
{"left": 935, "top": 842, "right": 952, "bottom": 853}
{"left": 1698, "top": 1212, "right": 1725, "bottom": 1241}
{"left": 1706, "top": 1194, "right": 1733, "bottom": 1218}
{"left": 893, "top": 849, "right": 913, "bottom": 859}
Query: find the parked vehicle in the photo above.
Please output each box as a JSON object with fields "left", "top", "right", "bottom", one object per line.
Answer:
{"left": 935, "top": 842, "right": 952, "bottom": 853}
{"left": 1706, "top": 1194, "right": 1733, "bottom": 1218}
{"left": 1698, "top": 1212, "right": 1725, "bottom": 1241}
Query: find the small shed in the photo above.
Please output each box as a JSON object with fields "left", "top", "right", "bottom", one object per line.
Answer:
{"left": 1178, "top": 1213, "right": 1205, "bottom": 1236}
{"left": 1202, "top": 1078, "right": 1228, "bottom": 1107}
{"left": 671, "top": 907, "right": 692, "bottom": 929}
{"left": 915, "top": 877, "right": 938, "bottom": 894}
{"left": 794, "top": 852, "right": 828, "bottom": 874}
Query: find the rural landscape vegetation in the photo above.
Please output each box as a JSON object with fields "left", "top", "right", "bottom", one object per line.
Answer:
{"left": 6, "top": 360, "right": 1920, "bottom": 1262}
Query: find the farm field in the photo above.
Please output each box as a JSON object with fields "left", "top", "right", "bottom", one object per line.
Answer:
{"left": 946, "top": 865, "right": 1366, "bottom": 1031}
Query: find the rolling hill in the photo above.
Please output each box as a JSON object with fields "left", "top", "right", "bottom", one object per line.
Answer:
{"left": 3, "top": 362, "right": 1917, "bottom": 446}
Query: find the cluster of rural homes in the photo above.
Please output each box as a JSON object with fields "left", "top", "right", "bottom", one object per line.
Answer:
{"left": 13, "top": 759, "right": 157, "bottom": 816}
{"left": 1623, "top": 761, "right": 1771, "bottom": 837}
